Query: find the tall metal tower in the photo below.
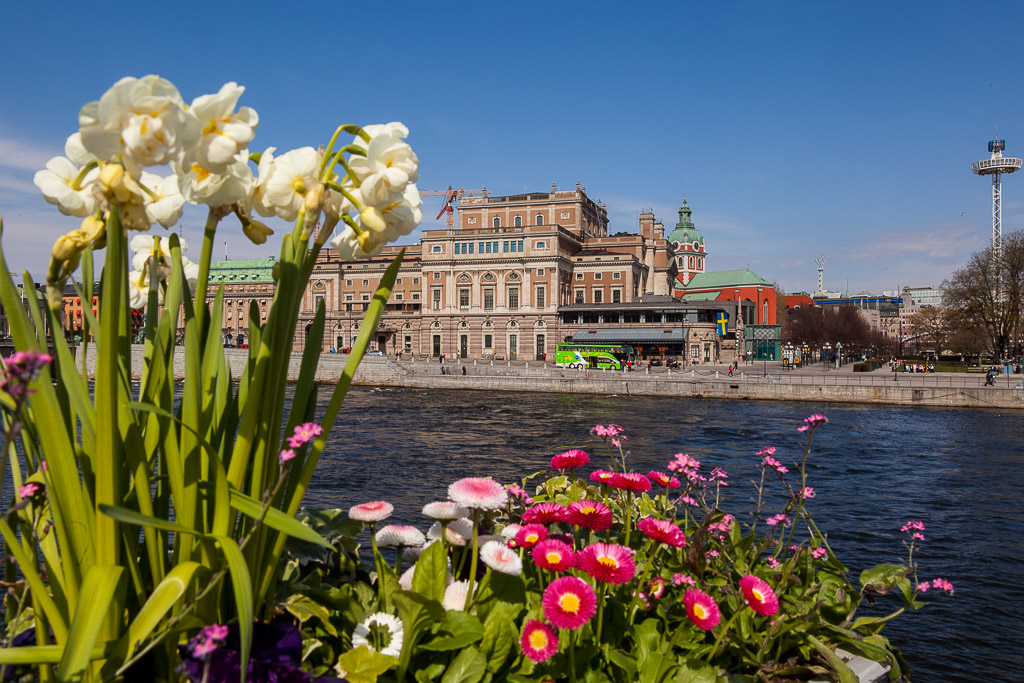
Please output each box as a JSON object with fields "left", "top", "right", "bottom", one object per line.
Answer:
{"left": 972, "top": 138, "right": 1022, "bottom": 262}
{"left": 815, "top": 254, "right": 825, "bottom": 295}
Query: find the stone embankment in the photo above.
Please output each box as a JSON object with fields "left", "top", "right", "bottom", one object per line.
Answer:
{"left": 82, "top": 346, "right": 1024, "bottom": 410}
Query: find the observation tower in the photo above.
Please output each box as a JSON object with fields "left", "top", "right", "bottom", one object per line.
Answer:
{"left": 972, "top": 138, "right": 1022, "bottom": 262}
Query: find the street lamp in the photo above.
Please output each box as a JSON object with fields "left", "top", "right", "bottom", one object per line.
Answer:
{"left": 785, "top": 342, "right": 794, "bottom": 370}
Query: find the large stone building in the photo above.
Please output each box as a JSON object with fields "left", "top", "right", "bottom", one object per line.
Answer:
{"left": 208, "top": 185, "right": 743, "bottom": 363}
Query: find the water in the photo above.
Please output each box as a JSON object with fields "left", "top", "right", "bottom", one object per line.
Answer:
{"left": 308, "top": 386, "right": 1024, "bottom": 683}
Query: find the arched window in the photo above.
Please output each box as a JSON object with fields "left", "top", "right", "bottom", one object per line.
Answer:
{"left": 493, "top": 217, "right": 500, "bottom": 228}
{"left": 514, "top": 215, "right": 522, "bottom": 227}
{"left": 688, "top": 256, "right": 694, "bottom": 269}
{"left": 763, "top": 300, "right": 768, "bottom": 323}
{"left": 697, "top": 258, "right": 702, "bottom": 269}
{"left": 536, "top": 213, "right": 544, "bottom": 225}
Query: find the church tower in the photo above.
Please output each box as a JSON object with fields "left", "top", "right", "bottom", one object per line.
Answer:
{"left": 666, "top": 197, "right": 706, "bottom": 285}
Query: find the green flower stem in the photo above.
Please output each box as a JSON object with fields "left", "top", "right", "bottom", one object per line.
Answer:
{"left": 595, "top": 582, "right": 607, "bottom": 642}
{"left": 707, "top": 607, "right": 744, "bottom": 663}
{"left": 624, "top": 491, "right": 633, "bottom": 547}
{"left": 465, "top": 509, "right": 480, "bottom": 610}
{"left": 568, "top": 628, "right": 577, "bottom": 683}
{"left": 70, "top": 160, "right": 99, "bottom": 191}
{"left": 193, "top": 206, "right": 226, "bottom": 326}
{"left": 628, "top": 550, "right": 656, "bottom": 626}
{"left": 325, "top": 180, "right": 366, "bottom": 211}
{"left": 369, "top": 522, "right": 386, "bottom": 610}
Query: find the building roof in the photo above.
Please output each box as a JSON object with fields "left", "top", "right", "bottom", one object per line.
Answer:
{"left": 676, "top": 268, "right": 772, "bottom": 290}
{"left": 209, "top": 258, "right": 276, "bottom": 283}
{"left": 666, "top": 199, "right": 705, "bottom": 247}
{"left": 572, "top": 327, "right": 687, "bottom": 343}
{"left": 679, "top": 291, "right": 721, "bottom": 301}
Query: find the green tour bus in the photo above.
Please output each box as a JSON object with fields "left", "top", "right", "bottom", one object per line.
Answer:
{"left": 555, "top": 343, "right": 633, "bottom": 370}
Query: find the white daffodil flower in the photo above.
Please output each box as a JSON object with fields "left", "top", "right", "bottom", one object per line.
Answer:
{"left": 348, "top": 122, "right": 419, "bottom": 208}
{"left": 64, "top": 133, "right": 97, "bottom": 166}
{"left": 78, "top": 75, "right": 200, "bottom": 169}
{"left": 262, "top": 147, "right": 322, "bottom": 221}
{"left": 190, "top": 82, "right": 259, "bottom": 174}
{"left": 376, "top": 183, "right": 423, "bottom": 240}
{"left": 247, "top": 146, "right": 278, "bottom": 218}
{"left": 140, "top": 172, "right": 185, "bottom": 228}
{"left": 128, "top": 269, "right": 163, "bottom": 310}
{"left": 33, "top": 156, "right": 99, "bottom": 217}
{"left": 129, "top": 234, "right": 184, "bottom": 271}
{"left": 328, "top": 225, "right": 381, "bottom": 259}
{"left": 173, "top": 152, "right": 254, "bottom": 208}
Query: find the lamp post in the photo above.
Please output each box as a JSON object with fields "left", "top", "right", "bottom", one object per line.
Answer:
{"left": 786, "top": 342, "right": 794, "bottom": 370}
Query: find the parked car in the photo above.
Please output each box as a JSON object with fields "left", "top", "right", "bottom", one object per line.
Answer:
{"left": 365, "top": 350, "right": 385, "bottom": 356}
{"left": 649, "top": 358, "right": 662, "bottom": 366}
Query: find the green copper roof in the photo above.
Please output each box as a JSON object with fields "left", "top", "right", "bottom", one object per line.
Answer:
{"left": 208, "top": 258, "right": 276, "bottom": 283}
{"left": 679, "top": 291, "right": 722, "bottom": 301}
{"left": 666, "top": 198, "right": 705, "bottom": 247}
{"left": 675, "top": 268, "right": 772, "bottom": 290}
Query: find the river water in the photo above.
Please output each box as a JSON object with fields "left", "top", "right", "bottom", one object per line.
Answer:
{"left": 306, "top": 386, "right": 1024, "bottom": 683}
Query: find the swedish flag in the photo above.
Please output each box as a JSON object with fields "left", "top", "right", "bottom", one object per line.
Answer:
{"left": 716, "top": 313, "right": 728, "bottom": 336}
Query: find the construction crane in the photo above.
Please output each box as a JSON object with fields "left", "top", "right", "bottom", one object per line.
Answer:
{"left": 419, "top": 186, "right": 488, "bottom": 230}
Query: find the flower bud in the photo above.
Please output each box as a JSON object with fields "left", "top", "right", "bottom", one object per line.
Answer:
{"left": 242, "top": 220, "right": 274, "bottom": 245}
{"left": 80, "top": 215, "right": 105, "bottom": 242}
{"left": 360, "top": 206, "right": 387, "bottom": 234}
{"left": 303, "top": 183, "right": 325, "bottom": 216}
{"left": 51, "top": 234, "right": 80, "bottom": 263}
{"left": 120, "top": 203, "right": 151, "bottom": 231}
{"left": 356, "top": 230, "right": 382, "bottom": 253}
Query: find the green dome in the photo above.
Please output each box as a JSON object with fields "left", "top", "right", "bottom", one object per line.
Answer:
{"left": 667, "top": 199, "right": 705, "bottom": 248}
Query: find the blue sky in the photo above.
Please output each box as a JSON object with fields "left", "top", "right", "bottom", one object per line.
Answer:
{"left": 1, "top": 0, "right": 1022, "bottom": 295}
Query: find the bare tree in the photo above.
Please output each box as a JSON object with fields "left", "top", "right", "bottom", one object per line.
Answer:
{"left": 909, "top": 306, "right": 949, "bottom": 354}
{"left": 942, "top": 229, "right": 1024, "bottom": 359}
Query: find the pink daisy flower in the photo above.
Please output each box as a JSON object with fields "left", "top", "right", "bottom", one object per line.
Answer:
{"left": 576, "top": 543, "right": 636, "bottom": 584}
{"left": 521, "top": 502, "right": 570, "bottom": 525}
{"left": 649, "top": 577, "right": 666, "bottom": 599}
{"left": 800, "top": 487, "right": 815, "bottom": 499}
{"left": 532, "top": 539, "right": 575, "bottom": 572}
{"left": 17, "top": 482, "right": 40, "bottom": 499}
{"left": 765, "top": 513, "right": 788, "bottom": 527}
{"left": 589, "top": 469, "right": 616, "bottom": 484}
{"left": 917, "top": 581, "right": 931, "bottom": 592}
{"left": 551, "top": 449, "right": 590, "bottom": 470}
{"left": 811, "top": 547, "right": 827, "bottom": 560}
{"left": 422, "top": 501, "right": 470, "bottom": 521}
{"left": 349, "top": 501, "right": 394, "bottom": 523}
{"left": 637, "top": 517, "right": 686, "bottom": 548}
{"left": 567, "top": 500, "right": 614, "bottom": 531}
{"left": 542, "top": 576, "right": 597, "bottom": 630}
{"left": 804, "top": 413, "right": 828, "bottom": 427}
{"left": 448, "top": 477, "right": 508, "bottom": 510}
{"left": 647, "top": 471, "right": 681, "bottom": 489}
{"left": 672, "top": 573, "right": 696, "bottom": 587}
{"left": 278, "top": 448, "right": 296, "bottom": 464}
{"left": 375, "top": 524, "right": 426, "bottom": 548}
{"left": 608, "top": 472, "right": 651, "bottom": 493}
{"left": 764, "top": 557, "right": 781, "bottom": 569}
{"left": 739, "top": 575, "right": 780, "bottom": 616}
{"left": 519, "top": 620, "right": 558, "bottom": 662}
{"left": 901, "top": 520, "right": 926, "bottom": 533}
{"left": 514, "top": 524, "right": 549, "bottom": 550}
{"left": 683, "top": 589, "right": 721, "bottom": 630}
{"left": 480, "top": 540, "right": 523, "bottom": 575}
{"left": 932, "top": 578, "right": 954, "bottom": 593}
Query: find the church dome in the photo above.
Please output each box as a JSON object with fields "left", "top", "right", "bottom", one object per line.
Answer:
{"left": 667, "top": 198, "right": 705, "bottom": 250}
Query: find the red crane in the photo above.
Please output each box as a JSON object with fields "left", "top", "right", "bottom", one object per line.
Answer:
{"left": 419, "top": 186, "right": 488, "bottom": 230}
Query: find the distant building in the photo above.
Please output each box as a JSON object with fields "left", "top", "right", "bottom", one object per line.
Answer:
{"left": 206, "top": 258, "right": 276, "bottom": 346}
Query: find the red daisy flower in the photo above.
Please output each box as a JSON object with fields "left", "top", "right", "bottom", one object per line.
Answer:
{"left": 514, "top": 524, "right": 549, "bottom": 550}
{"left": 636, "top": 517, "right": 686, "bottom": 548}
{"left": 576, "top": 543, "right": 636, "bottom": 584}
{"left": 542, "top": 576, "right": 597, "bottom": 629}
{"left": 608, "top": 472, "right": 651, "bottom": 493}
{"left": 567, "top": 500, "right": 614, "bottom": 531}
{"left": 647, "top": 471, "right": 681, "bottom": 489}
{"left": 521, "top": 502, "right": 570, "bottom": 525}
{"left": 519, "top": 620, "right": 558, "bottom": 662}
{"left": 738, "top": 575, "right": 779, "bottom": 616}
{"left": 683, "top": 588, "right": 721, "bottom": 630}
{"left": 589, "top": 469, "right": 616, "bottom": 484}
{"left": 551, "top": 449, "right": 590, "bottom": 470}
{"left": 532, "top": 539, "right": 575, "bottom": 572}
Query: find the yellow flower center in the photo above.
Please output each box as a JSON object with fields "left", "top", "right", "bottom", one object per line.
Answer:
{"left": 582, "top": 506, "right": 596, "bottom": 514}
{"left": 526, "top": 533, "right": 539, "bottom": 543}
{"left": 191, "top": 164, "right": 211, "bottom": 182}
{"left": 693, "top": 604, "right": 707, "bottom": 619}
{"left": 559, "top": 594, "right": 580, "bottom": 614}
{"left": 292, "top": 178, "right": 307, "bottom": 194}
{"left": 752, "top": 588, "right": 766, "bottom": 604}
{"left": 598, "top": 557, "right": 619, "bottom": 569}
{"left": 546, "top": 552, "right": 562, "bottom": 564}
{"left": 529, "top": 630, "right": 548, "bottom": 649}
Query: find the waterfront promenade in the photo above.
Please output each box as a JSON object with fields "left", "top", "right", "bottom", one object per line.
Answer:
{"left": 90, "top": 346, "right": 1024, "bottom": 410}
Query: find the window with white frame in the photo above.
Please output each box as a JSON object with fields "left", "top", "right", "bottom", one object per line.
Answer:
{"left": 508, "top": 287, "right": 519, "bottom": 309}
{"left": 432, "top": 289, "right": 441, "bottom": 310}
{"left": 514, "top": 215, "right": 522, "bottom": 227}
{"left": 535, "top": 285, "right": 546, "bottom": 309}
{"left": 459, "top": 288, "right": 470, "bottom": 309}
{"left": 493, "top": 217, "right": 500, "bottom": 228}
{"left": 483, "top": 288, "right": 494, "bottom": 310}
{"left": 536, "top": 214, "right": 543, "bottom": 225}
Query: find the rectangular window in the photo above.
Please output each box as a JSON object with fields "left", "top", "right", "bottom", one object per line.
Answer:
{"left": 536, "top": 285, "right": 546, "bottom": 309}
{"left": 483, "top": 288, "right": 494, "bottom": 310}
{"left": 593, "top": 289, "right": 603, "bottom": 304}
{"left": 433, "top": 272, "right": 441, "bottom": 279}
{"left": 612, "top": 289, "right": 621, "bottom": 303}
{"left": 346, "top": 279, "right": 352, "bottom": 286}
{"left": 517, "top": 240, "right": 524, "bottom": 252}
{"left": 459, "top": 288, "right": 470, "bottom": 309}
{"left": 537, "top": 268, "right": 545, "bottom": 275}
{"left": 362, "top": 280, "right": 369, "bottom": 286}
{"left": 508, "top": 287, "right": 519, "bottom": 309}
{"left": 613, "top": 272, "right": 621, "bottom": 279}
{"left": 454, "top": 244, "right": 461, "bottom": 255}
{"left": 468, "top": 243, "right": 474, "bottom": 254}
{"left": 345, "top": 303, "right": 353, "bottom": 312}
{"left": 536, "top": 241, "right": 546, "bottom": 250}
{"left": 314, "top": 295, "right": 324, "bottom": 311}
{"left": 574, "top": 288, "right": 585, "bottom": 303}
{"left": 404, "top": 335, "right": 412, "bottom": 350}
{"left": 345, "top": 293, "right": 353, "bottom": 301}
{"left": 493, "top": 241, "right": 499, "bottom": 252}
{"left": 395, "top": 293, "right": 403, "bottom": 300}
{"left": 503, "top": 241, "right": 509, "bottom": 252}
{"left": 484, "top": 334, "right": 493, "bottom": 349}
{"left": 362, "top": 303, "right": 369, "bottom": 312}
{"left": 485, "top": 242, "right": 491, "bottom": 254}
{"left": 396, "top": 278, "right": 403, "bottom": 285}
{"left": 576, "top": 273, "right": 584, "bottom": 280}
{"left": 412, "top": 292, "right": 420, "bottom": 300}
{"left": 413, "top": 278, "right": 420, "bottom": 284}
{"left": 690, "top": 344, "right": 700, "bottom": 359}
{"left": 594, "top": 273, "right": 602, "bottom": 280}
{"left": 432, "top": 289, "right": 442, "bottom": 310}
